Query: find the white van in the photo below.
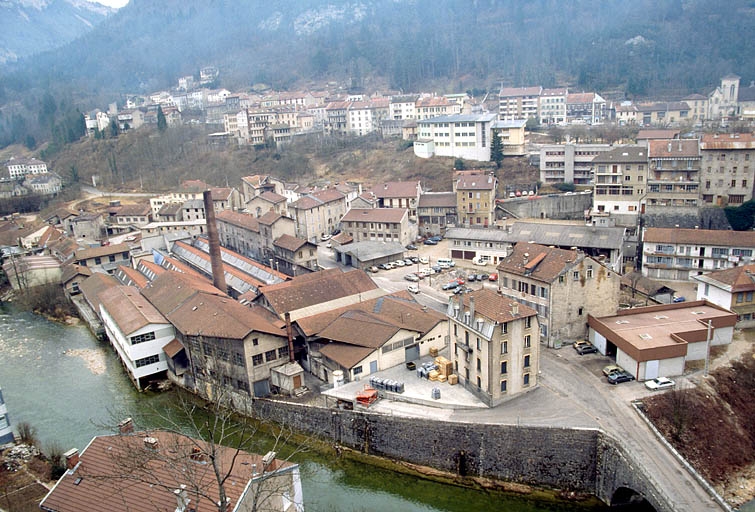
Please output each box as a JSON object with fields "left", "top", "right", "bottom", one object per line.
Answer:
{"left": 472, "top": 255, "right": 489, "bottom": 266}
{"left": 407, "top": 284, "right": 420, "bottom": 294}
{"left": 436, "top": 258, "right": 455, "bottom": 268}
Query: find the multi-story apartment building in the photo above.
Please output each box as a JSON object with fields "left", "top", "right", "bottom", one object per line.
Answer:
{"left": 539, "top": 143, "right": 612, "bottom": 185}
{"left": 642, "top": 227, "right": 755, "bottom": 280}
{"left": 448, "top": 288, "right": 539, "bottom": 407}
{"left": 414, "top": 113, "right": 498, "bottom": 162}
{"left": 5, "top": 157, "right": 48, "bottom": 179}
{"left": 325, "top": 101, "right": 349, "bottom": 135}
{"left": 646, "top": 139, "right": 701, "bottom": 209}
{"left": 389, "top": 95, "right": 419, "bottom": 120}
{"left": 498, "top": 86, "right": 542, "bottom": 120}
{"left": 289, "top": 189, "right": 347, "bottom": 242}
{"left": 591, "top": 145, "right": 647, "bottom": 216}
{"left": 272, "top": 234, "right": 318, "bottom": 275}
{"left": 693, "top": 264, "right": 755, "bottom": 327}
{"left": 415, "top": 96, "right": 459, "bottom": 120}
{"left": 566, "top": 92, "right": 607, "bottom": 125}
{"left": 497, "top": 242, "right": 620, "bottom": 347}
{"left": 454, "top": 170, "right": 497, "bottom": 227}
{"left": 369, "top": 181, "right": 422, "bottom": 217}
{"left": 340, "top": 208, "right": 411, "bottom": 247}
{"left": 682, "top": 94, "right": 707, "bottom": 124}
{"left": 417, "top": 192, "right": 457, "bottom": 236}
{"left": 538, "top": 88, "right": 568, "bottom": 125}
{"left": 699, "top": 133, "right": 755, "bottom": 206}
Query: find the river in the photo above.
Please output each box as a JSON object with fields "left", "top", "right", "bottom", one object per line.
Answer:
{"left": 0, "top": 302, "right": 607, "bottom": 511}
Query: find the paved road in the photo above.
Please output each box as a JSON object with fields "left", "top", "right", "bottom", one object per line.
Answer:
{"left": 317, "top": 240, "right": 724, "bottom": 511}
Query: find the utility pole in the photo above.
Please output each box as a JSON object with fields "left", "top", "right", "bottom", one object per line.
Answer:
{"left": 703, "top": 320, "right": 712, "bottom": 377}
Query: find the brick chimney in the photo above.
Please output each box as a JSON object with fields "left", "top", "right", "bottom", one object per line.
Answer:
{"left": 203, "top": 190, "right": 227, "bottom": 293}
{"left": 118, "top": 417, "right": 134, "bottom": 434}
{"left": 64, "top": 448, "right": 79, "bottom": 470}
{"left": 143, "top": 436, "right": 159, "bottom": 450}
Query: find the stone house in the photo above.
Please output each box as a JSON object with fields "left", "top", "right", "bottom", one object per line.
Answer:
{"left": 289, "top": 188, "right": 347, "bottom": 243}
{"left": 73, "top": 243, "right": 131, "bottom": 274}
{"left": 417, "top": 192, "right": 457, "bottom": 236}
{"left": 340, "top": 208, "right": 412, "bottom": 247}
{"left": 497, "top": 242, "right": 620, "bottom": 347}
{"left": 369, "top": 181, "right": 422, "bottom": 217}
{"left": 70, "top": 213, "right": 106, "bottom": 242}
{"left": 699, "top": 133, "right": 755, "bottom": 207}
{"left": 454, "top": 170, "right": 497, "bottom": 228}
{"left": 273, "top": 234, "right": 318, "bottom": 275}
{"left": 247, "top": 190, "right": 288, "bottom": 217}
{"left": 448, "top": 289, "right": 539, "bottom": 407}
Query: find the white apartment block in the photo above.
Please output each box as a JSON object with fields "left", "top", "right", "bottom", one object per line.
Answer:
{"left": 414, "top": 113, "right": 498, "bottom": 162}
{"left": 539, "top": 143, "right": 612, "bottom": 185}
{"left": 6, "top": 157, "right": 48, "bottom": 179}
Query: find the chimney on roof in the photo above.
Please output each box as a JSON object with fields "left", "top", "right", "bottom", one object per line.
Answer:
{"left": 175, "top": 485, "right": 190, "bottom": 512}
{"left": 143, "top": 436, "right": 159, "bottom": 450}
{"left": 667, "top": 141, "right": 672, "bottom": 152}
{"left": 523, "top": 252, "right": 529, "bottom": 265}
{"left": 64, "top": 448, "right": 79, "bottom": 470}
{"left": 118, "top": 417, "right": 134, "bottom": 434}
{"left": 511, "top": 303, "right": 519, "bottom": 316}
{"left": 203, "top": 190, "right": 227, "bottom": 294}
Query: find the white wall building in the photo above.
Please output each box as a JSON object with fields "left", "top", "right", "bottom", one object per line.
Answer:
{"left": 414, "top": 113, "right": 498, "bottom": 162}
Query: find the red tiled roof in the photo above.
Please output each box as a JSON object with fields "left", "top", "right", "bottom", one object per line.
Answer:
{"left": 115, "top": 265, "right": 149, "bottom": 289}
{"left": 497, "top": 242, "right": 580, "bottom": 283}
{"left": 291, "top": 189, "right": 345, "bottom": 210}
{"left": 371, "top": 181, "right": 420, "bottom": 199}
{"left": 74, "top": 243, "right": 130, "bottom": 262}
{"left": 39, "top": 431, "right": 295, "bottom": 512}
{"left": 648, "top": 139, "right": 700, "bottom": 158}
{"left": 499, "top": 86, "right": 542, "bottom": 97}
{"left": 216, "top": 210, "right": 260, "bottom": 232}
{"left": 259, "top": 191, "right": 286, "bottom": 204}
{"left": 273, "top": 234, "right": 308, "bottom": 252}
{"left": 697, "top": 264, "right": 755, "bottom": 292}
{"left": 141, "top": 270, "right": 226, "bottom": 316}
{"left": 457, "top": 288, "right": 537, "bottom": 323}
{"left": 455, "top": 172, "right": 496, "bottom": 190}
{"left": 99, "top": 286, "right": 168, "bottom": 335}
{"left": 700, "top": 133, "right": 755, "bottom": 150}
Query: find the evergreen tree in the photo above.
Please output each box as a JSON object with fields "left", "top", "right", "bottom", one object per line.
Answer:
{"left": 157, "top": 106, "right": 167, "bottom": 132}
{"left": 490, "top": 131, "right": 503, "bottom": 169}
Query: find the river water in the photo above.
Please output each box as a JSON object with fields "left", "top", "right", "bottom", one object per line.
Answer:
{"left": 0, "top": 303, "right": 606, "bottom": 511}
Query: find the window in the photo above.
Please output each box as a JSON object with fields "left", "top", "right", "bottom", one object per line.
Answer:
{"left": 524, "top": 355, "right": 530, "bottom": 368}
{"left": 578, "top": 307, "right": 584, "bottom": 316}
{"left": 586, "top": 267, "right": 593, "bottom": 279}
{"left": 524, "top": 373, "right": 530, "bottom": 386}
{"left": 233, "top": 352, "right": 245, "bottom": 366}
{"left": 217, "top": 349, "right": 230, "bottom": 362}
{"left": 558, "top": 275, "right": 565, "bottom": 283}
{"left": 203, "top": 344, "right": 213, "bottom": 356}
{"left": 524, "top": 335, "right": 531, "bottom": 348}
{"left": 353, "top": 366, "right": 363, "bottom": 375}
{"left": 130, "top": 332, "right": 156, "bottom": 345}
{"left": 109, "top": 255, "right": 116, "bottom": 262}
{"left": 476, "top": 358, "right": 481, "bottom": 371}
{"left": 252, "top": 354, "right": 263, "bottom": 366}
{"left": 135, "top": 354, "right": 159, "bottom": 368}
{"left": 737, "top": 292, "right": 744, "bottom": 303}
{"left": 252, "top": 338, "right": 259, "bottom": 346}
{"left": 524, "top": 316, "right": 532, "bottom": 329}
{"left": 501, "top": 341, "right": 508, "bottom": 354}
{"left": 477, "top": 376, "right": 481, "bottom": 389}
{"left": 501, "top": 322, "right": 508, "bottom": 334}
{"left": 265, "top": 349, "right": 277, "bottom": 362}
{"left": 94, "top": 257, "right": 102, "bottom": 265}
{"left": 278, "top": 346, "right": 289, "bottom": 359}
{"left": 500, "top": 361, "right": 508, "bottom": 374}
{"left": 500, "top": 380, "right": 507, "bottom": 392}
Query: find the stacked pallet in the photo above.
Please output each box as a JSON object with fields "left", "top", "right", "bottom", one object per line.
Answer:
{"left": 448, "top": 374, "right": 458, "bottom": 385}
{"left": 434, "top": 356, "right": 453, "bottom": 377}
{"left": 429, "top": 347, "right": 439, "bottom": 357}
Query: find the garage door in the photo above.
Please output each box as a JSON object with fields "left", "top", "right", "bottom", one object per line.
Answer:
{"left": 645, "top": 360, "right": 660, "bottom": 380}
{"left": 451, "top": 250, "right": 464, "bottom": 259}
{"left": 253, "top": 379, "right": 271, "bottom": 397}
{"left": 464, "top": 251, "right": 475, "bottom": 260}
{"left": 405, "top": 344, "right": 419, "bottom": 362}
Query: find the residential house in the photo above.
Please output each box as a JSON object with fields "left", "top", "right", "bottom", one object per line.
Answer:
{"left": 636, "top": 102, "right": 691, "bottom": 127}
{"left": 414, "top": 113, "right": 498, "bottom": 162}
{"left": 258, "top": 211, "right": 297, "bottom": 261}
{"left": 73, "top": 243, "right": 131, "bottom": 274}
{"left": 5, "top": 157, "right": 48, "bottom": 179}
{"left": 588, "top": 301, "right": 735, "bottom": 380}
{"left": 453, "top": 170, "right": 497, "bottom": 228}
{"left": 369, "top": 181, "right": 422, "bottom": 217}
{"left": 39, "top": 431, "right": 303, "bottom": 512}
{"left": 98, "top": 286, "right": 174, "bottom": 389}
{"left": 417, "top": 192, "right": 457, "bottom": 236}
{"left": 646, "top": 139, "right": 701, "bottom": 210}
{"left": 273, "top": 235, "right": 318, "bottom": 275}
{"left": 240, "top": 175, "right": 285, "bottom": 204}
{"left": 539, "top": 143, "right": 612, "bottom": 185}
{"left": 340, "top": 208, "right": 412, "bottom": 247}
{"left": 694, "top": 264, "right": 755, "bottom": 327}
{"left": 682, "top": 94, "right": 707, "bottom": 124}
{"left": 325, "top": 101, "right": 349, "bottom": 135}
{"left": 60, "top": 263, "right": 92, "bottom": 295}
{"left": 448, "top": 289, "right": 539, "bottom": 407}
{"left": 289, "top": 189, "right": 347, "bottom": 243}
{"left": 415, "top": 96, "right": 459, "bottom": 120}
{"left": 216, "top": 210, "right": 261, "bottom": 258}
{"left": 591, "top": 145, "right": 648, "bottom": 218}
{"left": 642, "top": 227, "right": 755, "bottom": 280}
{"left": 109, "top": 203, "right": 152, "bottom": 230}
{"left": 247, "top": 191, "right": 288, "bottom": 217}
{"left": 614, "top": 103, "right": 638, "bottom": 126}
{"left": 498, "top": 86, "right": 542, "bottom": 120}
{"left": 538, "top": 88, "right": 568, "bottom": 125}
{"left": 389, "top": 95, "right": 419, "bottom": 120}
{"left": 699, "top": 133, "right": 755, "bottom": 206}
{"left": 180, "top": 199, "right": 205, "bottom": 222}
{"left": 566, "top": 92, "right": 607, "bottom": 124}
{"left": 497, "top": 242, "right": 620, "bottom": 347}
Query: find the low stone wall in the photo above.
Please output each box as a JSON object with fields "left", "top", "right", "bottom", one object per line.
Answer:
{"left": 497, "top": 193, "right": 593, "bottom": 221}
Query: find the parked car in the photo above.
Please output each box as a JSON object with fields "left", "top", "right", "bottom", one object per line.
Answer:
{"left": 575, "top": 343, "right": 598, "bottom": 355}
{"left": 326, "top": 242, "right": 332, "bottom": 248}
{"left": 602, "top": 365, "right": 624, "bottom": 377}
{"left": 406, "top": 244, "right": 418, "bottom": 251}
{"left": 419, "top": 256, "right": 429, "bottom": 264}
{"left": 419, "top": 268, "right": 433, "bottom": 277}
{"left": 442, "top": 282, "right": 460, "bottom": 290}
{"left": 672, "top": 296, "right": 686, "bottom": 303}
{"left": 378, "top": 263, "right": 390, "bottom": 270}
{"left": 424, "top": 239, "right": 438, "bottom": 246}
{"left": 431, "top": 265, "right": 442, "bottom": 273}
{"left": 407, "top": 284, "right": 420, "bottom": 294}
{"left": 403, "top": 258, "right": 414, "bottom": 266}
{"left": 453, "top": 286, "right": 471, "bottom": 295}
{"left": 573, "top": 340, "right": 590, "bottom": 350}
{"left": 479, "top": 274, "right": 489, "bottom": 281}
{"left": 454, "top": 278, "right": 465, "bottom": 285}
{"left": 409, "top": 256, "right": 420, "bottom": 264}
{"left": 331, "top": 228, "right": 341, "bottom": 236}
{"left": 368, "top": 266, "right": 379, "bottom": 273}
{"left": 394, "top": 260, "right": 406, "bottom": 267}
{"left": 488, "top": 273, "right": 498, "bottom": 282}
{"left": 608, "top": 371, "right": 635, "bottom": 385}
{"left": 321, "top": 233, "right": 331, "bottom": 241}
{"left": 467, "top": 274, "right": 476, "bottom": 282}
{"left": 428, "top": 235, "right": 443, "bottom": 242}
{"left": 404, "top": 273, "right": 420, "bottom": 282}
{"left": 645, "top": 377, "right": 675, "bottom": 391}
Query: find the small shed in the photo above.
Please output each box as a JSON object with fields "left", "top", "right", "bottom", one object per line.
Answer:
{"left": 270, "top": 362, "right": 305, "bottom": 396}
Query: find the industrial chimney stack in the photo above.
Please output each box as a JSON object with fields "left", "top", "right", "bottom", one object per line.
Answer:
{"left": 203, "top": 190, "right": 227, "bottom": 293}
